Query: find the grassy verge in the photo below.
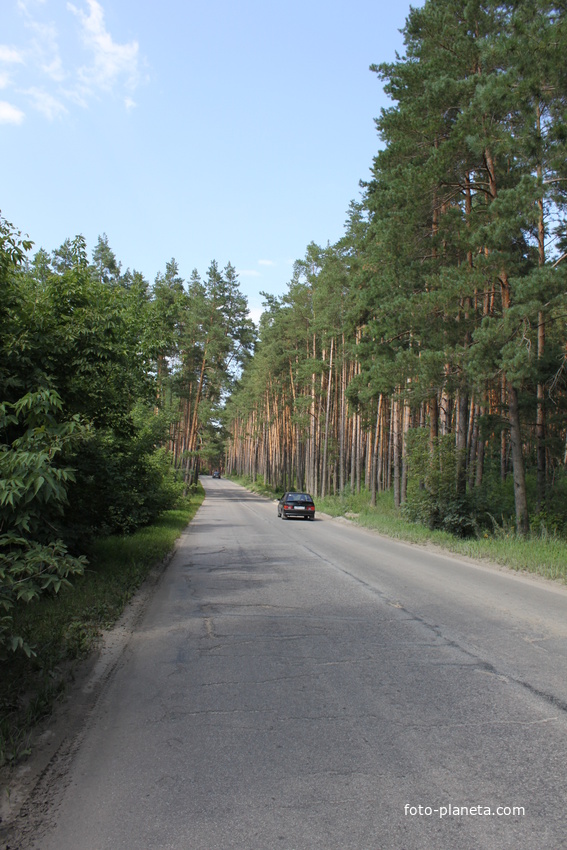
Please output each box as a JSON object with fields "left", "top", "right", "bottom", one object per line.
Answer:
{"left": 229, "top": 474, "right": 567, "bottom": 584}
{"left": 0, "top": 486, "right": 204, "bottom": 766}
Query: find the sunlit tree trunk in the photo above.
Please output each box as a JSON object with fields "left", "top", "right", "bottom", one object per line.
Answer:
{"left": 321, "top": 337, "right": 334, "bottom": 498}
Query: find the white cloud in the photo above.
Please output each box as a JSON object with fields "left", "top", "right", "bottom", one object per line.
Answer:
{"left": 5, "top": 0, "right": 145, "bottom": 124}
{"left": 0, "top": 100, "right": 25, "bottom": 124}
{"left": 258, "top": 259, "right": 275, "bottom": 266}
{"left": 60, "top": 84, "right": 88, "bottom": 109}
{"left": 0, "top": 45, "right": 25, "bottom": 64}
{"left": 17, "top": 0, "right": 47, "bottom": 12}
{"left": 248, "top": 306, "right": 263, "bottom": 325}
{"left": 42, "top": 53, "right": 65, "bottom": 81}
{"left": 238, "top": 269, "right": 262, "bottom": 278}
{"left": 29, "top": 21, "right": 65, "bottom": 82}
{"left": 23, "top": 87, "right": 67, "bottom": 120}
{"left": 68, "top": 0, "right": 140, "bottom": 95}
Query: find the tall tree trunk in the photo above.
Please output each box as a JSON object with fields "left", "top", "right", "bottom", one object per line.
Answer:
{"left": 370, "top": 394, "right": 383, "bottom": 507}
{"left": 468, "top": 401, "right": 479, "bottom": 490}
{"left": 309, "top": 332, "right": 317, "bottom": 495}
{"left": 401, "top": 394, "right": 410, "bottom": 504}
{"left": 508, "top": 383, "right": 529, "bottom": 535}
{"left": 428, "top": 395, "right": 439, "bottom": 498}
{"left": 536, "top": 103, "right": 547, "bottom": 510}
{"left": 536, "top": 312, "right": 546, "bottom": 511}
{"left": 350, "top": 409, "right": 357, "bottom": 492}
{"left": 501, "top": 375, "right": 507, "bottom": 483}
{"left": 456, "top": 389, "right": 468, "bottom": 496}
{"left": 393, "top": 396, "right": 401, "bottom": 509}
{"left": 387, "top": 396, "right": 393, "bottom": 492}
{"left": 185, "top": 340, "right": 208, "bottom": 487}
{"left": 484, "top": 145, "right": 529, "bottom": 532}
{"left": 321, "top": 337, "right": 334, "bottom": 498}
{"left": 501, "top": 272, "right": 529, "bottom": 535}
{"left": 356, "top": 414, "right": 362, "bottom": 494}
{"left": 475, "top": 403, "right": 485, "bottom": 489}
{"left": 429, "top": 394, "right": 438, "bottom": 449}
{"left": 339, "top": 337, "right": 346, "bottom": 493}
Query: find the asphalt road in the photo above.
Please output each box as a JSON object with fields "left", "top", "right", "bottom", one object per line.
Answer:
{"left": 19, "top": 478, "right": 567, "bottom": 849}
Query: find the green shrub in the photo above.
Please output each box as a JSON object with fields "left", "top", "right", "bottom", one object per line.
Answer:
{"left": 0, "top": 389, "right": 87, "bottom": 659}
{"left": 403, "top": 428, "right": 489, "bottom": 537}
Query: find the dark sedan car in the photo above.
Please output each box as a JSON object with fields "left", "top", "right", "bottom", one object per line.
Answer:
{"left": 212, "top": 470, "right": 221, "bottom": 479}
{"left": 277, "top": 492, "right": 316, "bottom": 520}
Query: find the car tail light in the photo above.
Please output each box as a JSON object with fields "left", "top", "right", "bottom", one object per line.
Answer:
{"left": 284, "top": 504, "right": 291, "bottom": 510}
{"left": 307, "top": 506, "right": 314, "bottom": 511}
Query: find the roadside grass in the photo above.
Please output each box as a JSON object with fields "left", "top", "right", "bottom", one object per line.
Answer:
{"left": 230, "top": 474, "right": 281, "bottom": 501}
{"left": 0, "top": 486, "right": 204, "bottom": 767}
{"left": 229, "top": 474, "right": 567, "bottom": 584}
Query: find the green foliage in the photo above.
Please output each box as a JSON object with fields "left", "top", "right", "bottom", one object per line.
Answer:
{"left": 65, "top": 403, "right": 183, "bottom": 539}
{"left": 0, "top": 215, "right": 33, "bottom": 275}
{"left": 228, "top": 473, "right": 280, "bottom": 500}
{"left": 403, "top": 428, "right": 493, "bottom": 537}
{"left": 0, "top": 217, "right": 199, "bottom": 660}
{"left": 529, "top": 471, "right": 567, "bottom": 537}
{"left": 1, "top": 220, "right": 188, "bottom": 537}
{"left": 0, "top": 389, "right": 87, "bottom": 658}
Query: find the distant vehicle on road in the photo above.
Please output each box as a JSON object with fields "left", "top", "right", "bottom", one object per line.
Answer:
{"left": 277, "top": 492, "right": 315, "bottom": 520}
{"left": 212, "top": 470, "right": 221, "bottom": 479}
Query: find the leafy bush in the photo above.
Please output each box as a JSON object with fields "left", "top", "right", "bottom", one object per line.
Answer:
{"left": 64, "top": 403, "right": 184, "bottom": 540}
{"left": 403, "top": 428, "right": 490, "bottom": 538}
{"left": 530, "top": 481, "right": 567, "bottom": 538}
{"left": 0, "top": 389, "right": 87, "bottom": 658}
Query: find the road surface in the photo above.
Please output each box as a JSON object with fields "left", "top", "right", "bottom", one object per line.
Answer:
{"left": 9, "top": 478, "right": 567, "bottom": 849}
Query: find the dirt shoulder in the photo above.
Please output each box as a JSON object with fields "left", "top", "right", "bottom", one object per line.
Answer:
{"left": 0, "top": 550, "right": 174, "bottom": 850}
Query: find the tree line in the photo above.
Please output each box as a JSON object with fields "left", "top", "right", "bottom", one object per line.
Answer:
{"left": 224, "top": 0, "right": 567, "bottom": 538}
{"left": 0, "top": 219, "right": 252, "bottom": 654}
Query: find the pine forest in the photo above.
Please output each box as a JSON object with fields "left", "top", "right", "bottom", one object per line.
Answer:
{"left": 225, "top": 0, "right": 567, "bottom": 539}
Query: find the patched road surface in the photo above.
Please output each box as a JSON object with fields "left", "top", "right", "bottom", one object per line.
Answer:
{"left": 6, "top": 478, "right": 567, "bottom": 849}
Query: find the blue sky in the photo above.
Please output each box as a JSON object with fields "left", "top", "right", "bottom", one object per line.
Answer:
{"left": 1, "top": 0, "right": 417, "bottom": 322}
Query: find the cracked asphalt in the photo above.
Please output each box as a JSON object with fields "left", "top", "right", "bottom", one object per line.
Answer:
{"left": 16, "top": 478, "right": 567, "bottom": 849}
